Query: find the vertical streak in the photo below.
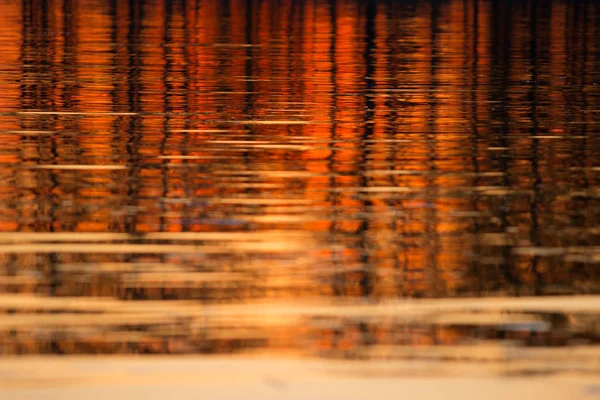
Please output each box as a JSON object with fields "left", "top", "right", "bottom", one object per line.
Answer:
{"left": 359, "top": 0, "right": 376, "bottom": 297}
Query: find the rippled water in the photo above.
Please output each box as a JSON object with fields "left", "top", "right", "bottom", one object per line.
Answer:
{"left": 0, "top": 0, "right": 599, "bottom": 370}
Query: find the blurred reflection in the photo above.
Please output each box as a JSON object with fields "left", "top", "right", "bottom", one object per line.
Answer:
{"left": 0, "top": 0, "right": 599, "bottom": 362}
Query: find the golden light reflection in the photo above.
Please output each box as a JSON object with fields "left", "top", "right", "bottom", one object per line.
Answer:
{"left": 0, "top": 0, "right": 599, "bottom": 357}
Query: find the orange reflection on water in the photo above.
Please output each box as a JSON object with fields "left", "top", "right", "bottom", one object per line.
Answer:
{"left": 0, "top": 0, "right": 599, "bottom": 356}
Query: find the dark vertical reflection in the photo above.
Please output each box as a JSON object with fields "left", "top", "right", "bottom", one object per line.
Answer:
{"left": 468, "top": 0, "right": 483, "bottom": 293}
{"left": 359, "top": 0, "right": 377, "bottom": 297}
{"left": 425, "top": 1, "right": 440, "bottom": 297}
{"left": 160, "top": 0, "right": 173, "bottom": 236}
{"left": 527, "top": 0, "right": 542, "bottom": 295}
{"left": 327, "top": 0, "right": 343, "bottom": 297}
{"left": 19, "top": 0, "right": 59, "bottom": 294}
{"left": 489, "top": 0, "right": 517, "bottom": 293}
{"left": 124, "top": 0, "right": 142, "bottom": 237}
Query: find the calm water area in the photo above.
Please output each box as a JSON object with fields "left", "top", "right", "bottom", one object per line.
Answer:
{"left": 0, "top": 0, "right": 599, "bottom": 376}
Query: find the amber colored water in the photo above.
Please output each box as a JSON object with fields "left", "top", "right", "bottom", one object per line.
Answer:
{"left": 0, "top": 0, "right": 599, "bottom": 365}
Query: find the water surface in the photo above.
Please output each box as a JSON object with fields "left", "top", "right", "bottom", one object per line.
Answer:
{"left": 0, "top": 0, "right": 599, "bottom": 371}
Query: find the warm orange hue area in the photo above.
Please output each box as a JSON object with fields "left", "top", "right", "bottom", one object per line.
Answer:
{"left": 0, "top": 0, "right": 599, "bottom": 310}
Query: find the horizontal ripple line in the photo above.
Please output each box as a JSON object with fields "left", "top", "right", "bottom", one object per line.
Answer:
{"left": 17, "top": 111, "right": 138, "bottom": 116}
{"left": 23, "top": 165, "right": 127, "bottom": 170}
{"left": 1, "top": 294, "right": 599, "bottom": 317}
{"left": 0, "top": 242, "right": 307, "bottom": 254}
{"left": 0, "top": 231, "right": 311, "bottom": 243}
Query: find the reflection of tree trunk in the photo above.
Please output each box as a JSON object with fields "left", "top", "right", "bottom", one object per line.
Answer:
{"left": 469, "top": 0, "right": 483, "bottom": 295}
{"left": 20, "top": 0, "right": 60, "bottom": 295}
{"left": 59, "top": 0, "right": 79, "bottom": 234}
{"left": 124, "top": 0, "right": 143, "bottom": 238}
{"left": 109, "top": 0, "right": 127, "bottom": 234}
{"left": 424, "top": 1, "right": 440, "bottom": 298}
{"left": 358, "top": 0, "right": 377, "bottom": 298}
{"left": 326, "top": 1, "right": 344, "bottom": 297}
{"left": 382, "top": 4, "right": 404, "bottom": 298}
{"left": 528, "top": 0, "right": 542, "bottom": 295}
{"left": 181, "top": 0, "right": 194, "bottom": 233}
{"left": 242, "top": 0, "right": 254, "bottom": 199}
{"left": 160, "top": 0, "right": 173, "bottom": 238}
{"left": 490, "top": 0, "right": 517, "bottom": 293}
